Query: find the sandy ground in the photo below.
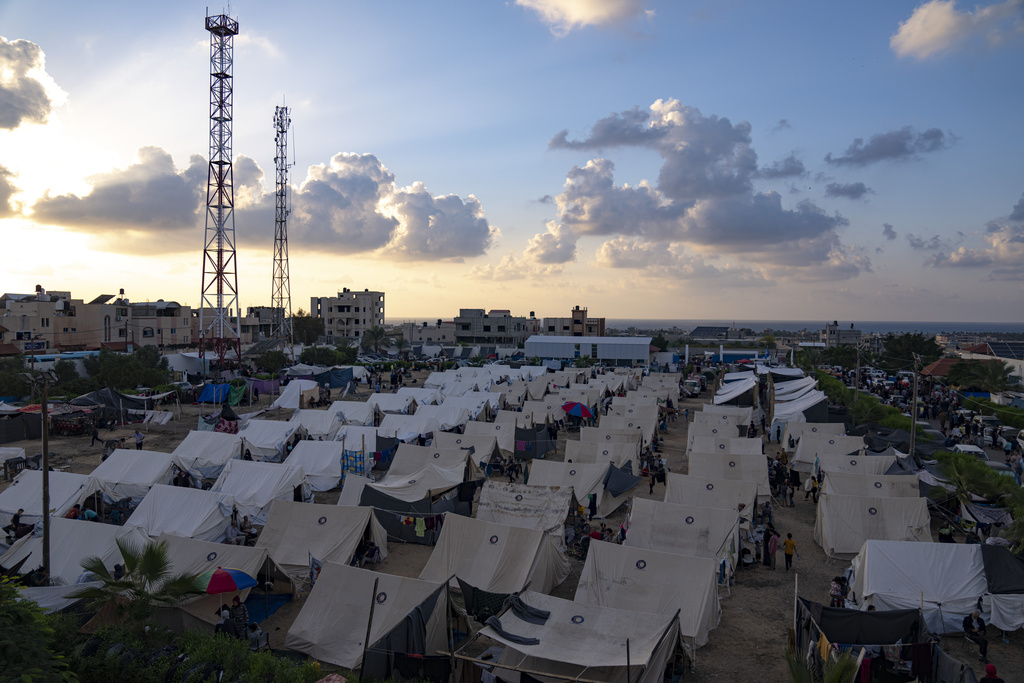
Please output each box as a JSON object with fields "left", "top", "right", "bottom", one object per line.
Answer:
{"left": 4, "top": 371, "right": 1023, "bottom": 681}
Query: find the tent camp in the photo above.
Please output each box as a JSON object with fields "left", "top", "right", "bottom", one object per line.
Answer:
{"left": 170, "top": 430, "right": 243, "bottom": 479}
{"left": 0, "top": 470, "right": 98, "bottom": 528}
{"left": 564, "top": 439, "right": 640, "bottom": 467}
{"left": 418, "top": 513, "right": 569, "bottom": 594}
{"left": 155, "top": 534, "right": 268, "bottom": 630}
{"left": 211, "top": 460, "right": 310, "bottom": 525}
{"left": 822, "top": 471, "right": 920, "bottom": 498}
{"left": 791, "top": 433, "right": 865, "bottom": 473}
{"left": 289, "top": 409, "right": 343, "bottom": 441}
{"left": 687, "top": 436, "right": 762, "bottom": 457}
{"left": 270, "top": 379, "right": 320, "bottom": 411}
{"left": 285, "top": 563, "right": 449, "bottom": 674}
{"left": 663, "top": 473, "right": 758, "bottom": 517}
{"left": 475, "top": 481, "right": 573, "bottom": 543}
{"left": 396, "top": 386, "right": 441, "bottom": 406}
{"left": 124, "top": 485, "right": 234, "bottom": 543}
{"left": 600, "top": 414, "right": 656, "bottom": 445}
{"left": 0, "top": 517, "right": 149, "bottom": 586}
{"left": 687, "top": 421, "right": 746, "bottom": 445}
{"left": 713, "top": 377, "right": 756, "bottom": 406}
{"left": 575, "top": 541, "right": 720, "bottom": 657}
{"left": 625, "top": 497, "right": 740, "bottom": 576}
{"left": 813, "top": 494, "right": 931, "bottom": 559}
{"left": 366, "top": 393, "right": 415, "bottom": 415}
{"left": 431, "top": 432, "right": 501, "bottom": 464}
{"left": 772, "top": 390, "right": 828, "bottom": 425}
{"left": 579, "top": 426, "right": 644, "bottom": 447}
{"left": 412, "top": 404, "right": 473, "bottom": 431}
{"left": 464, "top": 420, "right": 516, "bottom": 456}
{"left": 239, "top": 419, "right": 305, "bottom": 462}
{"left": 702, "top": 404, "right": 754, "bottom": 421}
{"left": 520, "top": 400, "right": 563, "bottom": 424}
{"left": 91, "top": 449, "right": 200, "bottom": 502}
{"left": 687, "top": 452, "right": 770, "bottom": 501}
{"left": 331, "top": 401, "right": 377, "bottom": 426}
{"left": 335, "top": 425, "right": 380, "bottom": 451}
{"left": 464, "top": 590, "right": 678, "bottom": 683}
{"left": 440, "top": 394, "right": 498, "bottom": 421}
{"left": 256, "top": 500, "right": 388, "bottom": 585}
{"left": 782, "top": 421, "right": 845, "bottom": 448}
{"left": 283, "top": 441, "right": 344, "bottom": 491}
{"left": 528, "top": 460, "right": 642, "bottom": 519}
{"left": 386, "top": 444, "right": 484, "bottom": 481}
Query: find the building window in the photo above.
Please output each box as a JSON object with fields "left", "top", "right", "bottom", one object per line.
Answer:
{"left": 483, "top": 326, "right": 491, "bottom": 332}
{"left": 354, "top": 306, "right": 360, "bottom": 312}
{"left": 170, "top": 328, "right": 176, "bottom": 334}
{"left": 461, "top": 324, "right": 470, "bottom": 331}
{"left": 118, "top": 329, "right": 126, "bottom": 338}
{"left": 143, "top": 328, "right": 155, "bottom": 338}
{"left": 497, "top": 326, "right": 505, "bottom": 332}
{"left": 548, "top": 326, "right": 555, "bottom": 332}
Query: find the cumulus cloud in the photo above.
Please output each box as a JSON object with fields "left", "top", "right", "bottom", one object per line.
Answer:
{"left": 0, "top": 37, "right": 61, "bottom": 130}
{"left": 0, "top": 165, "right": 18, "bottom": 217}
{"left": 32, "top": 146, "right": 206, "bottom": 232}
{"left": 536, "top": 99, "right": 866, "bottom": 281}
{"left": 927, "top": 193, "right": 1024, "bottom": 279}
{"left": 467, "top": 252, "right": 564, "bottom": 281}
{"left": 772, "top": 119, "right": 792, "bottom": 133}
{"left": 30, "top": 148, "right": 498, "bottom": 261}
{"left": 592, "top": 237, "right": 769, "bottom": 284}
{"left": 883, "top": 223, "right": 898, "bottom": 240}
{"left": 516, "top": 0, "right": 650, "bottom": 35}
{"left": 825, "top": 126, "right": 953, "bottom": 166}
{"left": 891, "top": 0, "right": 1024, "bottom": 60}
{"left": 906, "top": 233, "right": 949, "bottom": 250}
{"left": 759, "top": 154, "right": 806, "bottom": 179}
{"left": 824, "top": 182, "right": 873, "bottom": 200}
{"left": 1010, "top": 193, "right": 1024, "bottom": 221}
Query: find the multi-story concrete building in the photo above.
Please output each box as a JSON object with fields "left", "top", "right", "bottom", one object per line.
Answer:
{"left": 821, "top": 321, "right": 862, "bottom": 348}
{"left": 401, "top": 320, "right": 457, "bottom": 345}
{"left": 542, "top": 305, "right": 606, "bottom": 337}
{"left": 310, "top": 288, "right": 386, "bottom": 344}
{"left": 453, "top": 309, "right": 540, "bottom": 346}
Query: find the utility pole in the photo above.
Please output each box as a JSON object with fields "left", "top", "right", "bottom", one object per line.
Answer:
{"left": 909, "top": 353, "right": 922, "bottom": 459}
{"left": 22, "top": 370, "right": 57, "bottom": 578}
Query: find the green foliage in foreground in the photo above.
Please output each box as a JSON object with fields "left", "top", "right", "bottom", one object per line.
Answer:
{"left": 0, "top": 579, "right": 77, "bottom": 682}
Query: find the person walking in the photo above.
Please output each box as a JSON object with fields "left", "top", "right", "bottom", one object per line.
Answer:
{"left": 768, "top": 529, "right": 779, "bottom": 570}
{"left": 133, "top": 429, "right": 145, "bottom": 451}
{"left": 783, "top": 533, "right": 799, "bottom": 570}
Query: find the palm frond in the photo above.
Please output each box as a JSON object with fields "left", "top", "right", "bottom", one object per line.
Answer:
{"left": 115, "top": 536, "right": 146, "bottom": 576}
{"left": 823, "top": 650, "right": 860, "bottom": 683}
{"left": 154, "top": 572, "right": 206, "bottom": 602}
{"left": 783, "top": 647, "right": 813, "bottom": 683}
{"left": 79, "top": 555, "right": 114, "bottom": 582}
{"left": 135, "top": 541, "right": 173, "bottom": 589}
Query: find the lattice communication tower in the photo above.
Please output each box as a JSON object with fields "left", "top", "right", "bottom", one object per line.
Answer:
{"left": 271, "top": 105, "right": 294, "bottom": 355}
{"left": 199, "top": 13, "right": 242, "bottom": 368}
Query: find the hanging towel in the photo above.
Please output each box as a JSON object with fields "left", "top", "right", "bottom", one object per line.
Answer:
{"left": 415, "top": 517, "right": 426, "bottom": 537}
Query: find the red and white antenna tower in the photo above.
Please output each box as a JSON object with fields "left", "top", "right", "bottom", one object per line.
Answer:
{"left": 199, "top": 12, "right": 242, "bottom": 369}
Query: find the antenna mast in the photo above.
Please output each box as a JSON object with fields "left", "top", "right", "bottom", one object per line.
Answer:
{"left": 271, "top": 105, "right": 294, "bottom": 358}
{"left": 199, "top": 12, "right": 241, "bottom": 369}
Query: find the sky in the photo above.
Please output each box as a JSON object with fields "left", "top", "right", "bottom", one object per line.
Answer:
{"left": 1, "top": 0, "right": 1023, "bottom": 323}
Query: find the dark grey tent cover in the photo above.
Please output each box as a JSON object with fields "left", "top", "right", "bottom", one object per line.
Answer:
{"left": 358, "top": 486, "right": 466, "bottom": 546}
{"left": 514, "top": 426, "right": 555, "bottom": 460}
{"left": 981, "top": 545, "right": 1024, "bottom": 594}
{"left": 71, "top": 387, "right": 151, "bottom": 411}
{"left": 362, "top": 586, "right": 445, "bottom": 681}
{"left": 603, "top": 461, "right": 642, "bottom": 497}
{"left": 797, "top": 597, "right": 923, "bottom": 645}
{"left": 313, "top": 367, "right": 353, "bottom": 389}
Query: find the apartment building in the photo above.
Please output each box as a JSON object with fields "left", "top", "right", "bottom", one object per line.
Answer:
{"left": 400, "top": 320, "right": 457, "bottom": 345}
{"left": 310, "top": 288, "right": 386, "bottom": 343}
{"left": 453, "top": 309, "right": 540, "bottom": 346}
{"left": 542, "top": 305, "right": 606, "bottom": 337}
{"left": 821, "top": 321, "right": 863, "bottom": 348}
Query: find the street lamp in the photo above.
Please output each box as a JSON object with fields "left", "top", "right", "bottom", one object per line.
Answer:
{"left": 21, "top": 369, "right": 58, "bottom": 578}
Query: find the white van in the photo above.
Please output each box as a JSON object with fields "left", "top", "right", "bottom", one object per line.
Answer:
{"left": 952, "top": 444, "right": 989, "bottom": 461}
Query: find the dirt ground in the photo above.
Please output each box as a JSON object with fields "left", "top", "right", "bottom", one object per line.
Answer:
{"left": 4, "top": 371, "right": 1023, "bottom": 681}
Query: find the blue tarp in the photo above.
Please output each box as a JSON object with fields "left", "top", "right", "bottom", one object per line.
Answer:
{"left": 244, "top": 592, "right": 292, "bottom": 623}
{"left": 313, "top": 367, "right": 354, "bottom": 389}
{"left": 197, "top": 384, "right": 231, "bottom": 403}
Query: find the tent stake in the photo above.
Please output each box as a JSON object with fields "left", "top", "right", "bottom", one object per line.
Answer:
{"left": 360, "top": 576, "right": 380, "bottom": 681}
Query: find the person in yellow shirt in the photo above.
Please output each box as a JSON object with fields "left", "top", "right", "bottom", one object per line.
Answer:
{"left": 783, "top": 532, "right": 799, "bottom": 571}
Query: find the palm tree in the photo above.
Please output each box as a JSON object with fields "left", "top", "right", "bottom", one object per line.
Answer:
{"left": 393, "top": 335, "right": 411, "bottom": 360}
{"left": 360, "top": 326, "right": 390, "bottom": 354}
{"left": 785, "top": 646, "right": 859, "bottom": 683}
{"left": 973, "top": 359, "right": 1014, "bottom": 395}
{"left": 795, "top": 348, "right": 822, "bottom": 372}
{"left": 68, "top": 538, "right": 206, "bottom": 623}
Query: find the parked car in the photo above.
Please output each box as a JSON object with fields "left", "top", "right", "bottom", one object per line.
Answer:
{"left": 952, "top": 443, "right": 989, "bottom": 461}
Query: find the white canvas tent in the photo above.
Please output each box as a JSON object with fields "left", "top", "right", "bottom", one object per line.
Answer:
{"left": 124, "top": 485, "right": 234, "bottom": 543}
{"left": 335, "top": 425, "right": 380, "bottom": 451}
{"left": 814, "top": 494, "right": 931, "bottom": 559}
{"left": 286, "top": 563, "right": 449, "bottom": 669}
{"left": 418, "top": 513, "right": 569, "bottom": 594}
{"left": 289, "top": 408, "right": 343, "bottom": 440}
{"left": 412, "top": 404, "right": 472, "bottom": 431}
{"left": 625, "top": 497, "right": 740, "bottom": 575}
{"left": 687, "top": 436, "right": 762, "bottom": 457}
{"left": 600, "top": 414, "right": 656, "bottom": 445}
{"left": 367, "top": 393, "right": 415, "bottom": 414}
{"left": 0, "top": 517, "right": 149, "bottom": 586}
{"left": 91, "top": 449, "right": 199, "bottom": 502}
{"left": 529, "top": 460, "right": 639, "bottom": 519}
{"left": 211, "top": 460, "right": 310, "bottom": 525}
{"left": 171, "top": 430, "right": 243, "bottom": 479}
{"left": 791, "top": 433, "right": 865, "bottom": 473}
{"left": 431, "top": 432, "right": 501, "bottom": 464}
{"left": 850, "top": 540, "right": 989, "bottom": 634}
{"left": 256, "top": 500, "right": 388, "bottom": 585}
{"left": 270, "top": 379, "right": 319, "bottom": 410}
{"left": 816, "top": 453, "right": 897, "bottom": 476}
{"left": 396, "top": 386, "right": 441, "bottom": 406}
{"left": 822, "top": 471, "right": 920, "bottom": 498}
{"left": 284, "top": 441, "right": 344, "bottom": 491}
{"left": 476, "top": 590, "right": 678, "bottom": 683}
{"left": 687, "top": 452, "right": 770, "bottom": 501}
{"left": 772, "top": 390, "right": 827, "bottom": 423}
{"left": 476, "top": 481, "right": 572, "bottom": 543}
{"left": 464, "top": 420, "right": 516, "bottom": 456}
{"left": 713, "top": 377, "right": 756, "bottom": 405}
{"left": 663, "top": 473, "right": 758, "bottom": 517}
{"left": 239, "top": 419, "right": 304, "bottom": 462}
{"left": 387, "top": 444, "right": 483, "bottom": 481}
{"left": 377, "top": 413, "right": 441, "bottom": 443}
{"left": 782, "top": 421, "right": 845, "bottom": 448}
{"left": 331, "top": 400, "right": 377, "bottom": 426}
{"left": 575, "top": 541, "right": 720, "bottom": 656}
{"left": 564, "top": 439, "right": 640, "bottom": 467}
{"left": 701, "top": 405, "right": 754, "bottom": 421}
{"left": 579, "top": 426, "right": 644, "bottom": 447}
{"left": 0, "top": 470, "right": 98, "bottom": 528}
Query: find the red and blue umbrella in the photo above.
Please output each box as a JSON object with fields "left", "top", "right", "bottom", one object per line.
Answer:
{"left": 199, "top": 566, "right": 257, "bottom": 594}
{"left": 561, "top": 401, "right": 593, "bottom": 419}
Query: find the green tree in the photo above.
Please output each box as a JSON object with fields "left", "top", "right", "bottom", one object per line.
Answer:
{"left": 133, "top": 345, "right": 168, "bottom": 371}
{"left": 973, "top": 359, "right": 1015, "bottom": 394}
{"left": 0, "top": 579, "right": 76, "bottom": 682}
{"left": 651, "top": 334, "right": 669, "bottom": 352}
{"left": 820, "top": 345, "right": 858, "bottom": 370}
{"left": 795, "top": 347, "right": 823, "bottom": 372}
{"left": 871, "top": 333, "right": 942, "bottom": 373}
{"left": 256, "top": 350, "right": 288, "bottom": 374}
{"left": 574, "top": 354, "right": 595, "bottom": 368}
{"left": 360, "top": 325, "right": 390, "bottom": 353}
{"left": 335, "top": 340, "right": 358, "bottom": 365}
{"left": 291, "top": 309, "right": 324, "bottom": 346}
{"left": 784, "top": 646, "right": 858, "bottom": 683}
{"left": 759, "top": 334, "right": 777, "bottom": 350}
{"left": 299, "top": 346, "right": 342, "bottom": 366}
{"left": 0, "top": 356, "right": 29, "bottom": 397}
{"left": 393, "top": 335, "right": 411, "bottom": 360}
{"left": 52, "top": 359, "right": 79, "bottom": 386}
{"left": 68, "top": 538, "right": 206, "bottom": 624}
